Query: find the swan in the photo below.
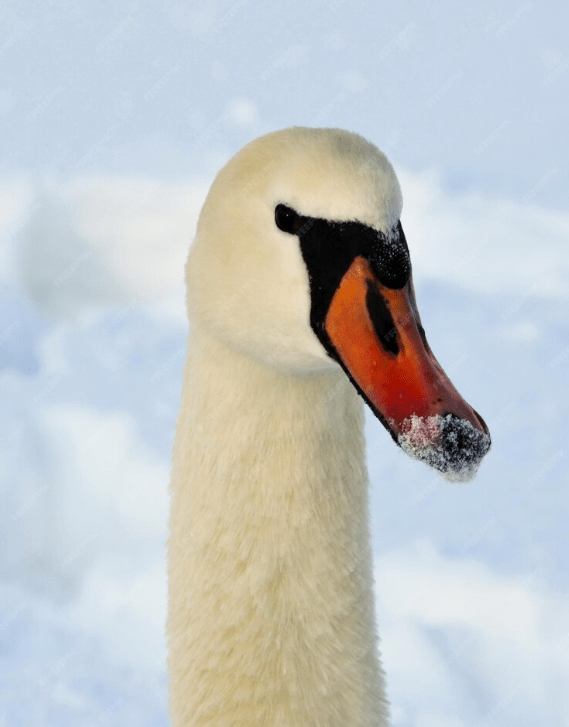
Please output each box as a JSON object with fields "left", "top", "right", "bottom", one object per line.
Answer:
{"left": 167, "top": 127, "right": 490, "bottom": 727}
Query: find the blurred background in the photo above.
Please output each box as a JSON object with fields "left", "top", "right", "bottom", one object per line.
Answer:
{"left": 1, "top": 1, "right": 568, "bottom": 725}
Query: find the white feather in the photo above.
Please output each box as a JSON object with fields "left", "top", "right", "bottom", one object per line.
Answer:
{"left": 168, "top": 127, "right": 402, "bottom": 726}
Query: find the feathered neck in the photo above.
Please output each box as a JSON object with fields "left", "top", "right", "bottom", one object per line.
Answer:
{"left": 168, "top": 325, "right": 390, "bottom": 726}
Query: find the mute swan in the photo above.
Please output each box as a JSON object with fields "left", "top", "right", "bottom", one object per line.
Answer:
{"left": 168, "top": 127, "right": 490, "bottom": 727}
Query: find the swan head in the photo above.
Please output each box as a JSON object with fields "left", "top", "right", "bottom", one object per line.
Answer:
{"left": 187, "top": 127, "right": 490, "bottom": 481}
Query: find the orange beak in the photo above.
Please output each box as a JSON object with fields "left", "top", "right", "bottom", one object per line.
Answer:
{"left": 324, "top": 256, "right": 490, "bottom": 480}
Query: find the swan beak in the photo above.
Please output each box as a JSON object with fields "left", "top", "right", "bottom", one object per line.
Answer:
{"left": 324, "top": 256, "right": 491, "bottom": 480}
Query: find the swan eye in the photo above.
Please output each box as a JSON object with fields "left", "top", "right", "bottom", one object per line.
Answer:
{"left": 275, "top": 204, "right": 298, "bottom": 234}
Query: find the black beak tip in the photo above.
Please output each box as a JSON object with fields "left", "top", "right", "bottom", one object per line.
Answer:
{"left": 398, "top": 412, "right": 491, "bottom": 482}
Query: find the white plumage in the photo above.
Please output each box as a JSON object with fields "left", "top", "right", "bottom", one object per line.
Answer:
{"left": 167, "top": 127, "right": 489, "bottom": 726}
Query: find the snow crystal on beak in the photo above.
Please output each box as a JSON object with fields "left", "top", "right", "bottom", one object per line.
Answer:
{"left": 398, "top": 413, "right": 491, "bottom": 482}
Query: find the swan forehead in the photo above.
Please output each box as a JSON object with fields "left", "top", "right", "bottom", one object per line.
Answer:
{"left": 221, "top": 127, "right": 403, "bottom": 232}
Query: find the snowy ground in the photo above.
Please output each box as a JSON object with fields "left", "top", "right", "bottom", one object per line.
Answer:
{"left": 1, "top": 170, "right": 567, "bottom": 725}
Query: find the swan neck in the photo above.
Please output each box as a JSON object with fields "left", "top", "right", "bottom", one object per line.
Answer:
{"left": 168, "top": 326, "right": 390, "bottom": 726}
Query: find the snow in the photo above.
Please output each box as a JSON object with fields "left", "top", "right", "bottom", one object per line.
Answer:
{"left": 0, "top": 580, "right": 168, "bottom": 726}
{"left": 398, "top": 169, "right": 569, "bottom": 300}
{"left": 398, "top": 413, "right": 491, "bottom": 483}
{"left": 15, "top": 177, "right": 206, "bottom": 318}
{"left": 376, "top": 540, "right": 569, "bottom": 726}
